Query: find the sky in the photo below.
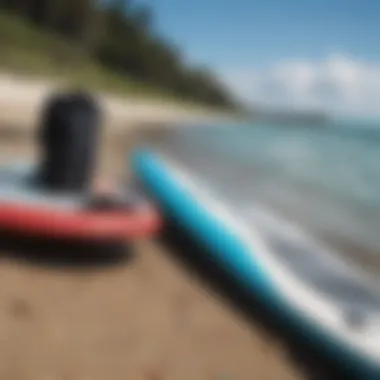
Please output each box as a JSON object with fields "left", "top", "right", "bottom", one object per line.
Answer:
{"left": 139, "top": 0, "right": 380, "bottom": 117}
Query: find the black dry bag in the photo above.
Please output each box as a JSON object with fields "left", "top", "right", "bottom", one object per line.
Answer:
{"left": 38, "top": 91, "right": 101, "bottom": 192}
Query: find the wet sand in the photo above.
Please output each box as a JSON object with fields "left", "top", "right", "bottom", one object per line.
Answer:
{"left": 0, "top": 122, "right": 309, "bottom": 380}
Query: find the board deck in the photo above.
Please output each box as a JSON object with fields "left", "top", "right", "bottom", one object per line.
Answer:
{"left": 0, "top": 161, "right": 86, "bottom": 209}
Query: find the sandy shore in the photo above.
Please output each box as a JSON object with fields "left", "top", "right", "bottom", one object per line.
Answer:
{"left": 0, "top": 73, "right": 228, "bottom": 133}
{"left": 0, "top": 80, "right": 306, "bottom": 380}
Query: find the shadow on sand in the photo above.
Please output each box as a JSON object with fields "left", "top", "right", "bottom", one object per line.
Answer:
{"left": 0, "top": 212, "right": 354, "bottom": 378}
{"left": 0, "top": 231, "right": 134, "bottom": 269}
{"left": 158, "top": 216, "right": 352, "bottom": 380}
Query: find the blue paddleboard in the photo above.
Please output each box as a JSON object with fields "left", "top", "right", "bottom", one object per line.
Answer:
{"left": 131, "top": 124, "right": 380, "bottom": 378}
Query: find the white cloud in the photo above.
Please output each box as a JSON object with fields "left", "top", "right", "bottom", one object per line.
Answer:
{"left": 220, "top": 54, "right": 380, "bottom": 117}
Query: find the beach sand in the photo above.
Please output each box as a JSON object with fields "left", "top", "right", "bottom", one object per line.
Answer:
{"left": 0, "top": 112, "right": 311, "bottom": 380}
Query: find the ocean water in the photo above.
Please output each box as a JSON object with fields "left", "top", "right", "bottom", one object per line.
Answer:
{"left": 157, "top": 120, "right": 380, "bottom": 278}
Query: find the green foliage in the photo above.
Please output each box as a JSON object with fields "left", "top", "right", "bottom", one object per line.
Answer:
{"left": 0, "top": 0, "right": 237, "bottom": 108}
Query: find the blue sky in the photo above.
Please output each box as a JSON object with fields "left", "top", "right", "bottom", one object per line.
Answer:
{"left": 137, "top": 0, "right": 380, "bottom": 116}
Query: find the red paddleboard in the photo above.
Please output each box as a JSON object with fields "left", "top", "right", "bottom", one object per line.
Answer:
{"left": 0, "top": 162, "right": 161, "bottom": 242}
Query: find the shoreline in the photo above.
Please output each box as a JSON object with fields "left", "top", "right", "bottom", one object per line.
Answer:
{"left": 0, "top": 73, "right": 231, "bottom": 133}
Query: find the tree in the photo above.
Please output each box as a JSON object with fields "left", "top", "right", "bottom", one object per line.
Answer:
{"left": 0, "top": 0, "right": 237, "bottom": 108}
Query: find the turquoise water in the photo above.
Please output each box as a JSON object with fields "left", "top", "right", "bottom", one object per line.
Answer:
{"left": 164, "top": 121, "right": 380, "bottom": 276}
{"left": 208, "top": 122, "right": 379, "bottom": 205}
{"left": 182, "top": 121, "right": 380, "bottom": 205}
